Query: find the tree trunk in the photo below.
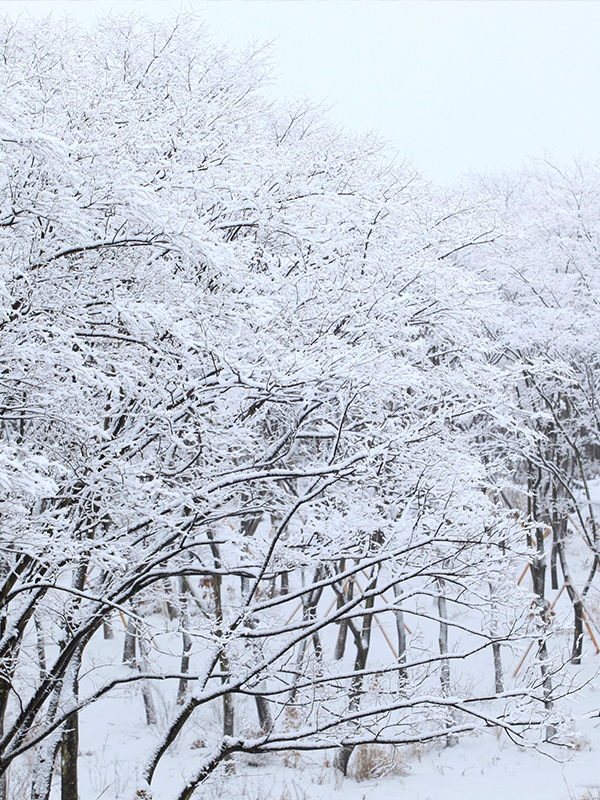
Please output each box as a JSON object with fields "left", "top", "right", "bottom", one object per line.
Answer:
{"left": 437, "top": 578, "right": 457, "bottom": 747}
{"left": 487, "top": 583, "right": 504, "bottom": 694}
{"left": 289, "top": 568, "right": 324, "bottom": 701}
{"left": 163, "top": 578, "right": 179, "bottom": 621}
{"left": 138, "top": 631, "right": 158, "bottom": 727}
{"left": 254, "top": 691, "right": 273, "bottom": 733}
{"left": 555, "top": 514, "right": 586, "bottom": 665}
{"left": 572, "top": 599, "right": 584, "bottom": 665}
{"left": 122, "top": 615, "right": 137, "bottom": 667}
{"left": 334, "top": 562, "right": 354, "bottom": 661}
{"left": 30, "top": 736, "right": 62, "bottom": 800}
{"left": 492, "top": 641, "right": 504, "bottom": 694}
{"left": 122, "top": 613, "right": 157, "bottom": 724}
{"left": 177, "top": 579, "right": 193, "bottom": 705}
{"left": 334, "top": 568, "right": 377, "bottom": 774}
{"left": 0, "top": 703, "right": 6, "bottom": 800}
{"left": 280, "top": 571, "right": 289, "bottom": 595}
{"left": 209, "top": 535, "right": 234, "bottom": 748}
{"left": 61, "top": 709, "right": 79, "bottom": 800}
{"left": 102, "top": 616, "right": 114, "bottom": 640}
{"left": 393, "top": 583, "right": 407, "bottom": 689}
{"left": 528, "top": 477, "right": 553, "bottom": 720}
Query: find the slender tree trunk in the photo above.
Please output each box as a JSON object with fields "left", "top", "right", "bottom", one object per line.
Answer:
{"left": 487, "top": 584, "right": 504, "bottom": 694}
{"left": 59, "top": 552, "right": 90, "bottom": 800}
{"left": 254, "top": 689, "right": 273, "bottom": 733}
{"left": 334, "top": 568, "right": 377, "bottom": 775}
{"left": 61, "top": 710, "right": 79, "bottom": 800}
{"left": 163, "top": 578, "right": 179, "bottom": 621}
{"left": 334, "top": 561, "right": 354, "bottom": 661}
{"left": 289, "top": 568, "right": 324, "bottom": 701}
{"left": 0, "top": 706, "right": 6, "bottom": 800}
{"left": 35, "top": 613, "right": 48, "bottom": 673}
{"left": 527, "top": 464, "right": 554, "bottom": 720}
{"left": 531, "top": 525, "right": 554, "bottom": 735}
{"left": 30, "top": 667, "right": 66, "bottom": 800}
{"left": 572, "top": 599, "right": 584, "bottom": 664}
{"left": 437, "top": 578, "right": 457, "bottom": 747}
{"left": 138, "top": 631, "right": 158, "bottom": 727}
{"left": 0, "top": 670, "right": 10, "bottom": 800}
{"left": 122, "top": 615, "right": 137, "bottom": 667}
{"left": 492, "top": 641, "right": 504, "bottom": 694}
{"left": 61, "top": 653, "right": 83, "bottom": 800}
{"left": 31, "top": 736, "right": 62, "bottom": 800}
{"left": 209, "top": 536, "right": 234, "bottom": 746}
{"left": 555, "top": 514, "right": 585, "bottom": 664}
{"left": 122, "top": 612, "right": 157, "bottom": 724}
{"left": 177, "top": 579, "right": 192, "bottom": 706}
{"left": 280, "top": 571, "right": 289, "bottom": 595}
{"left": 393, "top": 583, "right": 407, "bottom": 689}
{"left": 102, "top": 616, "right": 114, "bottom": 640}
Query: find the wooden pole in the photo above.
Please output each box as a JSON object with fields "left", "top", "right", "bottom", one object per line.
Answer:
{"left": 513, "top": 584, "right": 565, "bottom": 677}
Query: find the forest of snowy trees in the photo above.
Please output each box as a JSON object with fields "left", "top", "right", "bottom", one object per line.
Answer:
{"left": 1, "top": 15, "right": 600, "bottom": 800}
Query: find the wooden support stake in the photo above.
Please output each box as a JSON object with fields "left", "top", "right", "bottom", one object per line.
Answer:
{"left": 582, "top": 609, "right": 600, "bottom": 655}
{"left": 359, "top": 569, "right": 412, "bottom": 632}
{"left": 513, "top": 583, "right": 566, "bottom": 677}
{"left": 517, "top": 564, "right": 531, "bottom": 586}
{"left": 517, "top": 529, "right": 550, "bottom": 586}
{"left": 373, "top": 614, "right": 398, "bottom": 659}
{"left": 284, "top": 601, "right": 303, "bottom": 627}
{"left": 580, "top": 599, "right": 600, "bottom": 641}
{"left": 353, "top": 575, "right": 405, "bottom": 659}
{"left": 513, "top": 639, "right": 535, "bottom": 679}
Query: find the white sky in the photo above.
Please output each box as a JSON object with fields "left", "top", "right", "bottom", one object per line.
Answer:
{"left": 1, "top": 1, "right": 599, "bottom": 185}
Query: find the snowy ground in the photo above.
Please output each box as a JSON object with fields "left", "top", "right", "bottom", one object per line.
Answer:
{"left": 138, "top": 724, "right": 600, "bottom": 800}
{"left": 69, "top": 652, "right": 600, "bottom": 800}
{"left": 40, "top": 517, "right": 600, "bottom": 800}
{"left": 181, "top": 713, "right": 600, "bottom": 800}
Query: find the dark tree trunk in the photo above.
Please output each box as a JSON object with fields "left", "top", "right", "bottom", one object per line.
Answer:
{"left": 334, "top": 568, "right": 377, "bottom": 774}
{"left": 102, "top": 616, "right": 114, "bottom": 640}
{"left": 572, "top": 599, "right": 584, "bottom": 665}
{"left": 555, "top": 515, "right": 585, "bottom": 665}
{"left": 254, "top": 692, "right": 273, "bottom": 733}
{"left": 280, "top": 571, "right": 289, "bottom": 595}
{"left": 61, "top": 708, "right": 79, "bottom": 800}
{"left": 334, "top": 564, "right": 354, "bottom": 661}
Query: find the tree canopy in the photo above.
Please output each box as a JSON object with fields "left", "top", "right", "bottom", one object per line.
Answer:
{"left": 0, "top": 14, "right": 599, "bottom": 800}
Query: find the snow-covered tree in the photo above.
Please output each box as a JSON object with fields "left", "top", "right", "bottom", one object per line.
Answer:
{"left": 0, "top": 15, "right": 551, "bottom": 800}
{"left": 459, "top": 161, "right": 600, "bottom": 706}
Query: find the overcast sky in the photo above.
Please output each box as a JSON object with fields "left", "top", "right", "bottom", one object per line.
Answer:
{"left": 2, "top": 1, "right": 599, "bottom": 185}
